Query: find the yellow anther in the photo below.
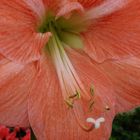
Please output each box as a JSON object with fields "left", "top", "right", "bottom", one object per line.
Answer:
{"left": 69, "top": 94, "right": 78, "bottom": 99}
{"left": 90, "top": 85, "right": 94, "bottom": 96}
{"left": 65, "top": 99, "right": 73, "bottom": 108}
{"left": 75, "top": 90, "right": 81, "bottom": 99}
{"left": 105, "top": 105, "right": 110, "bottom": 111}
{"left": 69, "top": 90, "right": 81, "bottom": 99}
{"left": 89, "top": 100, "right": 95, "bottom": 112}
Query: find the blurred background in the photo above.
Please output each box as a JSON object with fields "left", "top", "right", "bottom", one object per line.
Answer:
{"left": 110, "top": 107, "right": 140, "bottom": 140}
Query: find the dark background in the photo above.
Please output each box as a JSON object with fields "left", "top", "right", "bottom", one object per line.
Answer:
{"left": 110, "top": 107, "right": 140, "bottom": 140}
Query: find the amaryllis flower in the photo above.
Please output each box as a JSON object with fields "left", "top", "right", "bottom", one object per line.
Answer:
{"left": 0, "top": 0, "right": 140, "bottom": 139}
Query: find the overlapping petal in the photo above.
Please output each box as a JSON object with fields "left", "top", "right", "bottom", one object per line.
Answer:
{"left": 0, "top": 0, "right": 51, "bottom": 64}
{"left": 85, "top": 0, "right": 130, "bottom": 20}
{"left": 99, "top": 56, "right": 140, "bottom": 113}
{"left": 43, "top": 0, "right": 84, "bottom": 18}
{"left": 23, "top": 0, "right": 46, "bottom": 18}
{"left": 56, "top": 1, "right": 84, "bottom": 19}
{"left": 43, "top": 0, "right": 63, "bottom": 12}
{"left": 83, "top": 0, "right": 140, "bottom": 62}
{"left": 0, "top": 55, "right": 35, "bottom": 127}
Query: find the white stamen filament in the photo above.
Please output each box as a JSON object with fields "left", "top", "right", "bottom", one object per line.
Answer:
{"left": 48, "top": 28, "right": 91, "bottom": 101}
{"left": 47, "top": 23, "right": 105, "bottom": 131}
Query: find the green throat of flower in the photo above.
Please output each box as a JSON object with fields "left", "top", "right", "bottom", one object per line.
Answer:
{"left": 38, "top": 12, "right": 87, "bottom": 50}
{"left": 37, "top": 12, "right": 106, "bottom": 131}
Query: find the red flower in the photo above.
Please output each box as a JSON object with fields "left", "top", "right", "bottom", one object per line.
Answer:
{"left": 6, "top": 131, "right": 18, "bottom": 140}
{"left": 0, "top": 126, "right": 9, "bottom": 139}
{"left": 22, "top": 130, "right": 30, "bottom": 140}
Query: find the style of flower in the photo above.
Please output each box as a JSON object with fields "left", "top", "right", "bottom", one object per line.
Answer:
{"left": 0, "top": 0, "right": 140, "bottom": 140}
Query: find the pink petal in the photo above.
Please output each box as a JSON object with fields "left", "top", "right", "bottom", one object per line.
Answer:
{"left": 23, "top": 0, "right": 45, "bottom": 18}
{"left": 0, "top": 1, "right": 51, "bottom": 64}
{"left": 56, "top": 2, "right": 84, "bottom": 19}
{"left": 43, "top": 0, "right": 62, "bottom": 12}
{"left": 43, "top": 0, "right": 84, "bottom": 16}
{"left": 78, "top": 0, "right": 104, "bottom": 9}
{"left": 83, "top": 0, "right": 140, "bottom": 62}
{"left": 28, "top": 54, "right": 115, "bottom": 140}
{"left": 85, "top": 0, "right": 130, "bottom": 20}
{"left": 0, "top": 56, "right": 35, "bottom": 127}
{"left": 99, "top": 56, "right": 140, "bottom": 113}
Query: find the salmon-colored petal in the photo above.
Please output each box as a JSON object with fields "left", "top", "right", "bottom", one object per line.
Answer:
{"left": 0, "top": 1, "right": 51, "bottom": 64}
{"left": 0, "top": 0, "right": 38, "bottom": 28}
{"left": 78, "top": 0, "right": 104, "bottom": 9}
{"left": 0, "top": 54, "right": 9, "bottom": 66}
{"left": 83, "top": 0, "right": 140, "bottom": 62}
{"left": 0, "top": 56, "right": 24, "bottom": 87}
{"left": 28, "top": 54, "right": 116, "bottom": 140}
{"left": 56, "top": 1, "right": 84, "bottom": 19}
{"left": 43, "top": 0, "right": 84, "bottom": 17}
{"left": 99, "top": 56, "right": 140, "bottom": 113}
{"left": 0, "top": 56, "right": 35, "bottom": 127}
{"left": 0, "top": 31, "right": 51, "bottom": 64}
{"left": 43, "top": 0, "right": 62, "bottom": 12}
{"left": 23, "top": 0, "right": 45, "bottom": 18}
{"left": 85, "top": 0, "right": 130, "bottom": 20}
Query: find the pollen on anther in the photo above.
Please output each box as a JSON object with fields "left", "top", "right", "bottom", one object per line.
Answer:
{"left": 105, "top": 105, "right": 110, "bottom": 111}
{"left": 75, "top": 90, "right": 81, "bottom": 99}
{"left": 89, "top": 100, "right": 95, "bottom": 112}
{"left": 90, "top": 85, "right": 94, "bottom": 96}
{"left": 65, "top": 99, "right": 74, "bottom": 108}
{"left": 69, "top": 90, "right": 81, "bottom": 99}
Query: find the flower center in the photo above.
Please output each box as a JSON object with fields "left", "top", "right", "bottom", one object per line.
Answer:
{"left": 38, "top": 12, "right": 87, "bottom": 49}
{"left": 37, "top": 12, "right": 105, "bottom": 131}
